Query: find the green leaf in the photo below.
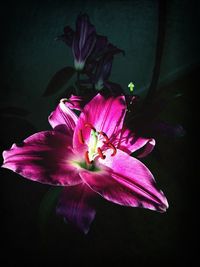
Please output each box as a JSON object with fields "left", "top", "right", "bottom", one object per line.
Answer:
{"left": 38, "top": 187, "right": 63, "bottom": 232}
{"left": 43, "top": 66, "right": 75, "bottom": 96}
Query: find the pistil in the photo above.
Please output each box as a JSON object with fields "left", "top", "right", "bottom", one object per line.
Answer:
{"left": 77, "top": 122, "right": 117, "bottom": 164}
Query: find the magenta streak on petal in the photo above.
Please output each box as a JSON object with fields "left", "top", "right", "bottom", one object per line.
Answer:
{"left": 48, "top": 98, "right": 78, "bottom": 134}
{"left": 136, "top": 138, "right": 155, "bottom": 158}
{"left": 115, "top": 128, "right": 155, "bottom": 157}
{"left": 109, "top": 172, "right": 167, "bottom": 211}
{"left": 102, "top": 149, "right": 168, "bottom": 210}
{"left": 80, "top": 149, "right": 168, "bottom": 212}
{"left": 56, "top": 183, "right": 96, "bottom": 234}
{"left": 2, "top": 131, "right": 82, "bottom": 186}
{"left": 73, "top": 93, "right": 126, "bottom": 151}
{"left": 67, "top": 95, "right": 83, "bottom": 111}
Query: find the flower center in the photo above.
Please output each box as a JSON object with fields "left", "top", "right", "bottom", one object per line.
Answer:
{"left": 78, "top": 123, "right": 117, "bottom": 165}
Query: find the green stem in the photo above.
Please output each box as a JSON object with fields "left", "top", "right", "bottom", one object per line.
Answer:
{"left": 145, "top": 0, "right": 167, "bottom": 104}
{"left": 76, "top": 71, "right": 80, "bottom": 95}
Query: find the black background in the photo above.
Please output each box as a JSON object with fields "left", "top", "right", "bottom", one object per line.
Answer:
{"left": 0, "top": 0, "right": 199, "bottom": 265}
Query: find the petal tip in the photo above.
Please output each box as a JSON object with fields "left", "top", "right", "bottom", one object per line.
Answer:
{"left": 159, "top": 193, "right": 169, "bottom": 212}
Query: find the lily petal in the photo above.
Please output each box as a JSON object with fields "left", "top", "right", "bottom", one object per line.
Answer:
{"left": 56, "top": 183, "right": 96, "bottom": 234}
{"left": 115, "top": 128, "right": 155, "bottom": 158}
{"left": 48, "top": 98, "right": 79, "bottom": 134}
{"left": 93, "top": 54, "right": 113, "bottom": 90}
{"left": 80, "top": 150, "right": 168, "bottom": 212}
{"left": 73, "top": 94, "right": 126, "bottom": 150}
{"left": 67, "top": 95, "right": 83, "bottom": 111}
{"left": 2, "top": 131, "right": 81, "bottom": 186}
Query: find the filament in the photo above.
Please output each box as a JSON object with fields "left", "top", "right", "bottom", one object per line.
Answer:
{"left": 99, "top": 131, "right": 110, "bottom": 144}
{"left": 108, "top": 143, "right": 117, "bottom": 156}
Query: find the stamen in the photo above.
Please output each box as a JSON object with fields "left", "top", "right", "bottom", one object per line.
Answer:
{"left": 85, "top": 123, "right": 96, "bottom": 131}
{"left": 108, "top": 143, "right": 117, "bottom": 156}
{"left": 85, "top": 151, "right": 93, "bottom": 164}
{"left": 78, "top": 130, "right": 85, "bottom": 144}
{"left": 97, "top": 147, "right": 106, "bottom": 159}
{"left": 99, "top": 131, "right": 110, "bottom": 144}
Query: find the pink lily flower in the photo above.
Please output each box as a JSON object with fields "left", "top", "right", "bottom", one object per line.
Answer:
{"left": 2, "top": 94, "right": 168, "bottom": 234}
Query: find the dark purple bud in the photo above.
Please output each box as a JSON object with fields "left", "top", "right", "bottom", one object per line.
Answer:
{"left": 94, "top": 54, "right": 113, "bottom": 90}
{"left": 72, "top": 14, "right": 96, "bottom": 71}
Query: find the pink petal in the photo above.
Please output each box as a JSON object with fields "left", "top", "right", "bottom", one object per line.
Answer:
{"left": 2, "top": 131, "right": 81, "bottom": 186}
{"left": 73, "top": 93, "right": 126, "bottom": 150}
{"left": 48, "top": 98, "right": 80, "bottom": 134}
{"left": 80, "top": 150, "right": 168, "bottom": 212}
{"left": 56, "top": 183, "right": 96, "bottom": 234}
{"left": 67, "top": 95, "right": 83, "bottom": 111}
{"left": 116, "top": 128, "right": 155, "bottom": 157}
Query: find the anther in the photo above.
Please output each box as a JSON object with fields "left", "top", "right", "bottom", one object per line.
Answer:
{"left": 85, "top": 123, "right": 96, "bottom": 131}
{"left": 85, "top": 151, "right": 93, "bottom": 164}
{"left": 78, "top": 130, "right": 85, "bottom": 144}
{"left": 97, "top": 147, "right": 106, "bottom": 159}
{"left": 108, "top": 143, "right": 117, "bottom": 156}
{"left": 99, "top": 131, "right": 110, "bottom": 144}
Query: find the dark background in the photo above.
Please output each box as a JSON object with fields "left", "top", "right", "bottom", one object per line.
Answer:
{"left": 0, "top": 0, "right": 199, "bottom": 265}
